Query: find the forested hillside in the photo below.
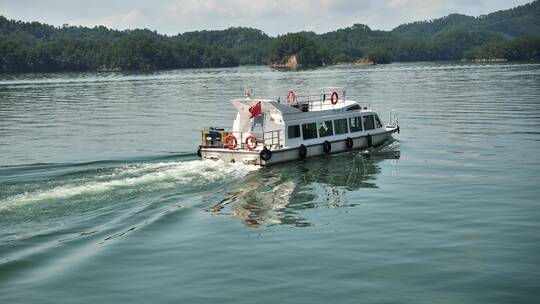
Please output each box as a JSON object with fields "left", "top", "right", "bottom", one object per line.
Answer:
{"left": 175, "top": 27, "right": 270, "bottom": 65}
{"left": 393, "top": 0, "right": 540, "bottom": 37}
{"left": 1, "top": 0, "right": 539, "bottom": 72}
{"left": 0, "top": 16, "right": 238, "bottom": 72}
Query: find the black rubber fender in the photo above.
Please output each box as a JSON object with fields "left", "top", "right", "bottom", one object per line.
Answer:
{"left": 197, "top": 145, "right": 202, "bottom": 158}
{"left": 298, "top": 144, "right": 307, "bottom": 159}
{"left": 367, "top": 134, "right": 373, "bottom": 147}
{"left": 345, "top": 137, "right": 353, "bottom": 149}
{"left": 323, "top": 141, "right": 331, "bottom": 154}
{"left": 260, "top": 147, "right": 272, "bottom": 161}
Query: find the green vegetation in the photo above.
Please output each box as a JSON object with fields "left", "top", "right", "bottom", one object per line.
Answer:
{"left": 392, "top": 1, "right": 540, "bottom": 38}
{"left": 268, "top": 33, "right": 329, "bottom": 67}
{"left": 0, "top": 16, "right": 238, "bottom": 72}
{"left": 175, "top": 27, "right": 270, "bottom": 65}
{"left": 464, "top": 36, "right": 540, "bottom": 61}
{"left": 365, "top": 49, "right": 391, "bottom": 64}
{"left": 1, "top": 0, "right": 539, "bottom": 73}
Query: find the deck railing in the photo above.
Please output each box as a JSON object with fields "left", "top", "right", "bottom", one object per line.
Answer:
{"left": 285, "top": 88, "right": 346, "bottom": 111}
{"left": 262, "top": 130, "right": 282, "bottom": 150}
{"left": 201, "top": 128, "right": 283, "bottom": 151}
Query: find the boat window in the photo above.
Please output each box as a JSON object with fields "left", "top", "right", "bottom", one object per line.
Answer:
{"left": 364, "top": 115, "right": 375, "bottom": 130}
{"left": 302, "top": 123, "right": 318, "bottom": 140}
{"left": 349, "top": 117, "right": 363, "bottom": 132}
{"left": 317, "top": 120, "right": 334, "bottom": 137}
{"left": 334, "top": 118, "right": 348, "bottom": 135}
{"left": 374, "top": 115, "right": 383, "bottom": 128}
{"left": 287, "top": 125, "right": 301, "bottom": 139}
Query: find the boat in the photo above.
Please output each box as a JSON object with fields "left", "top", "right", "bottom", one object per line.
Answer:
{"left": 197, "top": 88, "right": 400, "bottom": 166}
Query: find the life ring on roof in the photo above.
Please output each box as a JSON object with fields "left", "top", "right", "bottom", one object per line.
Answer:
{"left": 245, "top": 135, "right": 258, "bottom": 151}
{"left": 224, "top": 134, "right": 237, "bottom": 150}
{"left": 330, "top": 91, "right": 339, "bottom": 105}
{"left": 287, "top": 91, "right": 296, "bottom": 104}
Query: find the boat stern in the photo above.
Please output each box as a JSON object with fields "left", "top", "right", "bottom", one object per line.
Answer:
{"left": 200, "top": 147, "right": 265, "bottom": 166}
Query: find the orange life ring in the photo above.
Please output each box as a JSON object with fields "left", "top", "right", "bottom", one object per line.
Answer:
{"left": 223, "top": 134, "right": 237, "bottom": 150}
{"left": 287, "top": 91, "right": 296, "bottom": 104}
{"left": 245, "top": 135, "right": 258, "bottom": 151}
{"left": 330, "top": 91, "right": 339, "bottom": 105}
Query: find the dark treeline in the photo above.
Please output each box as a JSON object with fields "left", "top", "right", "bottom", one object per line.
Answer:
{"left": 1, "top": 0, "right": 539, "bottom": 72}
{"left": 464, "top": 36, "right": 540, "bottom": 61}
{"left": 0, "top": 16, "right": 237, "bottom": 72}
{"left": 175, "top": 27, "right": 270, "bottom": 65}
{"left": 268, "top": 33, "right": 329, "bottom": 66}
{"left": 392, "top": 1, "right": 540, "bottom": 38}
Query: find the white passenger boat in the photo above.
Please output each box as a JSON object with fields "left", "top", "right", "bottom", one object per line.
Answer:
{"left": 197, "top": 88, "right": 400, "bottom": 166}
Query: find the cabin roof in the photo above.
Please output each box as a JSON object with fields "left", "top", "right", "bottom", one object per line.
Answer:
{"left": 230, "top": 98, "right": 302, "bottom": 115}
{"left": 230, "top": 98, "right": 363, "bottom": 117}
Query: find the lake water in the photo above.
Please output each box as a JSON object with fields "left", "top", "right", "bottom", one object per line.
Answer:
{"left": 1, "top": 63, "right": 539, "bottom": 303}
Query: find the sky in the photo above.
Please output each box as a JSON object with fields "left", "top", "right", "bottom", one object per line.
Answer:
{"left": 0, "top": 0, "right": 534, "bottom": 36}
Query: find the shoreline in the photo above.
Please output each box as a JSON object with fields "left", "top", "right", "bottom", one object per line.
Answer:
{"left": 2, "top": 60, "right": 540, "bottom": 75}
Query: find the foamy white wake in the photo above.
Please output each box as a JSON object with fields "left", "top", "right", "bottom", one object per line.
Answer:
{"left": 0, "top": 159, "right": 259, "bottom": 211}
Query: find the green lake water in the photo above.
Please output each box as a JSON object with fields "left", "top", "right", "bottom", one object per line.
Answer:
{"left": 1, "top": 62, "right": 539, "bottom": 303}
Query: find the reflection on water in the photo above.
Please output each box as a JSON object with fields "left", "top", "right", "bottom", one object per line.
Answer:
{"left": 207, "top": 144, "right": 400, "bottom": 227}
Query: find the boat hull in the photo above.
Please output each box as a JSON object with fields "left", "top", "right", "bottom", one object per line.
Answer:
{"left": 200, "top": 128, "right": 398, "bottom": 166}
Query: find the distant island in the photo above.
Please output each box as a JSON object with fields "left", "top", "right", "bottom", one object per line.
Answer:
{"left": 1, "top": 0, "right": 539, "bottom": 73}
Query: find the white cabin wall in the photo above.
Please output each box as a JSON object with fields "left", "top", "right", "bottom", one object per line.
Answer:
{"left": 263, "top": 112, "right": 285, "bottom": 147}
{"left": 232, "top": 112, "right": 241, "bottom": 132}
{"left": 282, "top": 111, "right": 390, "bottom": 148}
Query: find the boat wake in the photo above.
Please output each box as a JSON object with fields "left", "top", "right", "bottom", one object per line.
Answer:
{"left": 0, "top": 141, "right": 399, "bottom": 229}
{"left": 0, "top": 158, "right": 259, "bottom": 213}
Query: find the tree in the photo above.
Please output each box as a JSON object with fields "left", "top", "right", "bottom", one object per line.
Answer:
{"left": 365, "top": 49, "right": 392, "bottom": 64}
{"left": 268, "top": 33, "right": 329, "bottom": 67}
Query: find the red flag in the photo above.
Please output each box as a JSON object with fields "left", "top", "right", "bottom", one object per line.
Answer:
{"left": 249, "top": 101, "right": 262, "bottom": 118}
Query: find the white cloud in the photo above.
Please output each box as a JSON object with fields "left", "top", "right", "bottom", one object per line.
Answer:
{"left": 98, "top": 9, "right": 144, "bottom": 29}
{"left": 383, "top": 0, "right": 488, "bottom": 26}
{"left": 0, "top": 0, "right": 533, "bottom": 35}
{"left": 160, "top": 0, "right": 376, "bottom": 34}
{"left": 165, "top": 0, "right": 372, "bottom": 19}
{"left": 167, "top": 0, "right": 278, "bottom": 18}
